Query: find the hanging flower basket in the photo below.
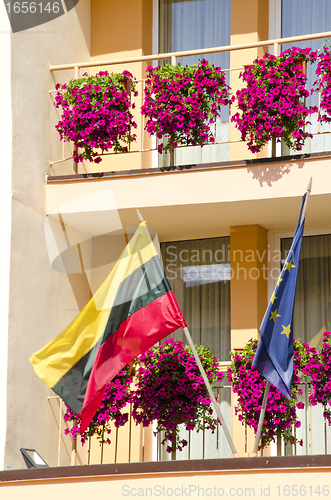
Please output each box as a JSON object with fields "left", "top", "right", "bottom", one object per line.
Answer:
{"left": 227, "top": 338, "right": 309, "bottom": 451}
{"left": 300, "top": 331, "right": 331, "bottom": 425}
{"left": 141, "top": 59, "right": 230, "bottom": 153}
{"left": 63, "top": 366, "right": 132, "bottom": 445}
{"left": 54, "top": 70, "right": 138, "bottom": 164}
{"left": 231, "top": 47, "right": 318, "bottom": 153}
{"left": 131, "top": 338, "right": 223, "bottom": 454}
{"left": 314, "top": 44, "right": 331, "bottom": 124}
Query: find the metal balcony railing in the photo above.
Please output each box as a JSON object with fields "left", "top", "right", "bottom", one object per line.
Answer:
{"left": 49, "top": 378, "right": 331, "bottom": 466}
{"left": 49, "top": 30, "right": 331, "bottom": 174}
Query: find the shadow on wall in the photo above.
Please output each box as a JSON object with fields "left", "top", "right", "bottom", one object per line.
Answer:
{"left": 246, "top": 159, "right": 306, "bottom": 187}
{"left": 71, "top": 0, "right": 91, "bottom": 54}
{"left": 246, "top": 163, "right": 292, "bottom": 187}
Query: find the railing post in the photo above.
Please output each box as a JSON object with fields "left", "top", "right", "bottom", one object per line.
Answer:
{"left": 169, "top": 56, "right": 177, "bottom": 167}
{"left": 128, "top": 402, "right": 132, "bottom": 463}
{"left": 169, "top": 146, "right": 175, "bottom": 167}
{"left": 272, "top": 43, "right": 279, "bottom": 158}
{"left": 73, "top": 66, "right": 79, "bottom": 174}
{"left": 100, "top": 426, "right": 105, "bottom": 464}
{"left": 58, "top": 399, "right": 62, "bottom": 466}
{"left": 171, "top": 429, "right": 176, "bottom": 460}
{"left": 277, "top": 430, "right": 282, "bottom": 456}
{"left": 308, "top": 383, "right": 312, "bottom": 455}
{"left": 71, "top": 419, "right": 77, "bottom": 465}
{"left": 272, "top": 138, "right": 277, "bottom": 157}
{"left": 115, "top": 426, "right": 119, "bottom": 463}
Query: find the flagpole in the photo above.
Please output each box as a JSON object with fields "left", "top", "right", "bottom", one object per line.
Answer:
{"left": 251, "top": 178, "right": 312, "bottom": 456}
{"left": 251, "top": 380, "right": 270, "bottom": 456}
{"left": 183, "top": 326, "right": 238, "bottom": 457}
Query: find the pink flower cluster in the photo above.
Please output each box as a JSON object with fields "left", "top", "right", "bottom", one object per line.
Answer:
{"left": 63, "top": 333, "right": 331, "bottom": 453}
{"left": 315, "top": 47, "right": 331, "bottom": 123}
{"left": 54, "top": 70, "right": 137, "bottom": 164}
{"left": 227, "top": 338, "right": 305, "bottom": 450}
{"left": 141, "top": 59, "right": 230, "bottom": 153}
{"left": 131, "top": 338, "right": 223, "bottom": 454}
{"left": 63, "top": 367, "right": 132, "bottom": 445}
{"left": 231, "top": 47, "right": 318, "bottom": 153}
{"left": 300, "top": 331, "right": 331, "bottom": 425}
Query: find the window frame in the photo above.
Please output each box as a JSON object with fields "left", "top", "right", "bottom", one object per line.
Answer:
{"left": 268, "top": 225, "right": 331, "bottom": 299}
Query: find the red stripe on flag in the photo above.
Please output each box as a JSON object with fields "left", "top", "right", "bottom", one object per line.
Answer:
{"left": 79, "top": 291, "right": 186, "bottom": 433}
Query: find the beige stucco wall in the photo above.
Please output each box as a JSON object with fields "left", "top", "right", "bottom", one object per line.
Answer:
{"left": 230, "top": 224, "right": 268, "bottom": 457}
{"left": 0, "top": 6, "right": 13, "bottom": 472}
{"left": 230, "top": 224, "right": 268, "bottom": 350}
{"left": 230, "top": 0, "right": 269, "bottom": 161}
{"left": 4, "top": 1, "right": 92, "bottom": 470}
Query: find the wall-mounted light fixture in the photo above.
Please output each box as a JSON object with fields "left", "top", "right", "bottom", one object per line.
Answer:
{"left": 20, "top": 448, "right": 49, "bottom": 469}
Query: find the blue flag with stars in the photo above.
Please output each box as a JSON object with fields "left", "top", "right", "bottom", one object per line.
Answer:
{"left": 252, "top": 193, "right": 307, "bottom": 400}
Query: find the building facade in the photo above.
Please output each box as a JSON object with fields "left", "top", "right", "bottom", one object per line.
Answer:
{"left": 1, "top": 0, "right": 331, "bottom": 470}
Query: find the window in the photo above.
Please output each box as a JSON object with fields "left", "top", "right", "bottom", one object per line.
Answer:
{"left": 161, "top": 236, "right": 231, "bottom": 361}
{"left": 281, "top": 232, "right": 331, "bottom": 347}
{"left": 274, "top": 230, "right": 331, "bottom": 456}
{"left": 161, "top": 238, "right": 231, "bottom": 461}
{"left": 159, "top": 0, "right": 231, "bottom": 67}
{"left": 277, "top": 0, "right": 331, "bottom": 154}
{"left": 158, "top": 0, "right": 231, "bottom": 166}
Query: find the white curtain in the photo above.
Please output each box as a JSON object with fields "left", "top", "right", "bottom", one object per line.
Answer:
{"left": 281, "top": 0, "right": 331, "bottom": 154}
{"left": 161, "top": 237, "right": 231, "bottom": 361}
{"left": 282, "top": 233, "right": 331, "bottom": 457}
{"left": 160, "top": 237, "right": 231, "bottom": 461}
{"left": 281, "top": 233, "right": 331, "bottom": 347}
{"left": 159, "top": 0, "right": 231, "bottom": 68}
{"left": 158, "top": 0, "right": 231, "bottom": 166}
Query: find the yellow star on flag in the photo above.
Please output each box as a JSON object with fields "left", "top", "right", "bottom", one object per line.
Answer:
{"left": 270, "top": 309, "right": 281, "bottom": 323}
{"left": 270, "top": 291, "right": 277, "bottom": 305}
{"left": 285, "top": 259, "right": 296, "bottom": 273}
{"left": 276, "top": 277, "right": 283, "bottom": 287}
{"left": 280, "top": 324, "right": 291, "bottom": 338}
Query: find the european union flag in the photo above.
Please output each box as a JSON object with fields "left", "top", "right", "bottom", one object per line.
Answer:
{"left": 252, "top": 193, "right": 307, "bottom": 400}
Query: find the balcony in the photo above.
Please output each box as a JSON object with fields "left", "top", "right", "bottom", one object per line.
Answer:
{"left": 46, "top": 378, "right": 331, "bottom": 467}
{"left": 48, "top": 30, "right": 331, "bottom": 177}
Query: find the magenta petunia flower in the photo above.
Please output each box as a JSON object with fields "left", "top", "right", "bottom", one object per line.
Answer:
{"left": 131, "top": 338, "right": 222, "bottom": 454}
{"left": 141, "top": 60, "right": 230, "bottom": 154}
{"left": 231, "top": 47, "right": 318, "bottom": 153}
{"left": 227, "top": 337, "right": 309, "bottom": 451}
{"left": 55, "top": 70, "right": 138, "bottom": 164}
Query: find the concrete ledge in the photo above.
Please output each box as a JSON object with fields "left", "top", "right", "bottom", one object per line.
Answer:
{"left": 47, "top": 151, "right": 331, "bottom": 183}
{"left": 2, "top": 455, "right": 331, "bottom": 482}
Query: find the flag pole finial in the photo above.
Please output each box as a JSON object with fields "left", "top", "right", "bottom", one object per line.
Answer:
{"left": 136, "top": 209, "right": 145, "bottom": 223}
{"left": 300, "top": 177, "right": 313, "bottom": 225}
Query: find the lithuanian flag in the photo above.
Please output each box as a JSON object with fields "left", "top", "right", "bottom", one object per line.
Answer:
{"left": 30, "top": 221, "right": 186, "bottom": 433}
